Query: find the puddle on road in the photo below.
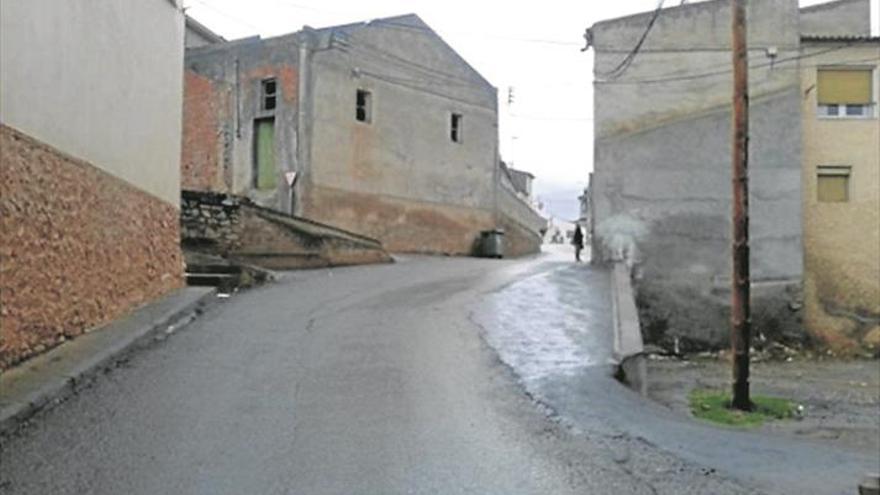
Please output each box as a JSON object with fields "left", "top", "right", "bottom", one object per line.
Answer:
{"left": 472, "top": 264, "right": 613, "bottom": 387}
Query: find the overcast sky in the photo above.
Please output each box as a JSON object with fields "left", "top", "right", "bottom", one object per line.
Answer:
{"left": 183, "top": 0, "right": 879, "bottom": 220}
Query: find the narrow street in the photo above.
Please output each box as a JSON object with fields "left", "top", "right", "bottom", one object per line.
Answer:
{"left": 3, "top": 1, "right": 878, "bottom": 494}
{"left": 1, "top": 248, "right": 753, "bottom": 495}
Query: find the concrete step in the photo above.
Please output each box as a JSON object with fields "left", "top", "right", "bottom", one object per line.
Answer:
{"left": 185, "top": 272, "right": 239, "bottom": 287}
{"left": 185, "top": 263, "right": 243, "bottom": 275}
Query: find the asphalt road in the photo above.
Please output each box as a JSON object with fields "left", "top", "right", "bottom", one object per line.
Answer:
{"left": 0, "top": 248, "right": 808, "bottom": 494}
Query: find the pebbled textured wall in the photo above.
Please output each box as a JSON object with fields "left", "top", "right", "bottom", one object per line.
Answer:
{"left": 0, "top": 125, "right": 184, "bottom": 370}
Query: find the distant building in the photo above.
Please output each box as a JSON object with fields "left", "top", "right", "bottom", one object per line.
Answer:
{"left": 544, "top": 217, "right": 576, "bottom": 245}
{"left": 587, "top": 0, "right": 873, "bottom": 349}
{"left": 503, "top": 165, "right": 535, "bottom": 199}
{"left": 182, "top": 14, "right": 545, "bottom": 256}
{"left": 578, "top": 174, "right": 593, "bottom": 234}
{"left": 185, "top": 15, "right": 226, "bottom": 48}
{"left": 799, "top": 35, "right": 880, "bottom": 350}
{"left": 0, "top": 0, "right": 186, "bottom": 369}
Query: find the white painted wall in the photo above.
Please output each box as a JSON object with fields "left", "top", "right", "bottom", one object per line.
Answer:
{"left": 0, "top": 0, "right": 185, "bottom": 206}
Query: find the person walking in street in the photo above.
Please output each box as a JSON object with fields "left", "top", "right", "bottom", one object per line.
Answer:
{"left": 573, "top": 224, "right": 584, "bottom": 262}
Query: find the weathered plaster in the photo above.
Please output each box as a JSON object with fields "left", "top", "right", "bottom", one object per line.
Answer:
{"left": 183, "top": 15, "right": 545, "bottom": 256}
{"left": 590, "top": 0, "right": 806, "bottom": 348}
{"left": 800, "top": 42, "right": 880, "bottom": 351}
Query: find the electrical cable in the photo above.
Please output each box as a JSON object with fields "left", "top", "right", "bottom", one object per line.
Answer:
{"left": 341, "top": 40, "right": 481, "bottom": 86}
{"left": 311, "top": 57, "right": 496, "bottom": 111}
{"left": 595, "top": 0, "right": 666, "bottom": 80}
{"left": 596, "top": 43, "right": 873, "bottom": 85}
{"left": 369, "top": 20, "right": 582, "bottom": 47}
{"left": 190, "top": 0, "right": 262, "bottom": 33}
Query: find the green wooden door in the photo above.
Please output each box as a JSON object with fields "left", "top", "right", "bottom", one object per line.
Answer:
{"left": 255, "top": 119, "right": 277, "bottom": 190}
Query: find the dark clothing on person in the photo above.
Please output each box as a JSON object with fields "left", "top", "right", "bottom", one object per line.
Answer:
{"left": 573, "top": 226, "right": 584, "bottom": 262}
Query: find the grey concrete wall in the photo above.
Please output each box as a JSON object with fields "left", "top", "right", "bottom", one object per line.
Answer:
{"left": 307, "top": 15, "right": 499, "bottom": 212}
{"left": 0, "top": 0, "right": 184, "bottom": 206}
{"left": 186, "top": 27, "right": 218, "bottom": 49}
{"left": 590, "top": 0, "right": 804, "bottom": 348}
{"left": 185, "top": 17, "right": 225, "bottom": 49}
{"left": 799, "top": 0, "right": 872, "bottom": 37}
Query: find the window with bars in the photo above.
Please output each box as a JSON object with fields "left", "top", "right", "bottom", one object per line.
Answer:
{"left": 261, "top": 78, "right": 277, "bottom": 111}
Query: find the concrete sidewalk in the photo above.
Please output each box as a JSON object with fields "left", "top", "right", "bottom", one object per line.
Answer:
{"left": 0, "top": 287, "right": 214, "bottom": 436}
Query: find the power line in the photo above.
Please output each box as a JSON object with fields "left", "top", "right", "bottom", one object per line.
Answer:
{"left": 509, "top": 113, "right": 593, "bottom": 122}
{"left": 341, "top": 39, "right": 481, "bottom": 86}
{"left": 595, "top": 0, "right": 666, "bottom": 80}
{"left": 596, "top": 43, "right": 874, "bottom": 85}
{"left": 370, "top": 20, "right": 583, "bottom": 47}
{"left": 190, "top": 0, "right": 262, "bottom": 33}
{"left": 197, "top": 0, "right": 582, "bottom": 47}
{"left": 597, "top": 42, "right": 858, "bottom": 83}
{"left": 312, "top": 57, "right": 495, "bottom": 111}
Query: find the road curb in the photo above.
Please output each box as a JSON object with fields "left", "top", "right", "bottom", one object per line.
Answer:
{"left": 609, "top": 261, "right": 647, "bottom": 395}
{"left": 0, "top": 287, "right": 216, "bottom": 437}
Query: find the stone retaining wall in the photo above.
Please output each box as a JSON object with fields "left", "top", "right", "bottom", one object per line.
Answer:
{"left": 181, "top": 189, "right": 391, "bottom": 269}
{"left": 0, "top": 125, "right": 184, "bottom": 370}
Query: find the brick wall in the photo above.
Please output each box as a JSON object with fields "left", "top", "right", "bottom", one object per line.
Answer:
{"left": 181, "top": 70, "right": 229, "bottom": 192}
{"left": 0, "top": 125, "right": 184, "bottom": 370}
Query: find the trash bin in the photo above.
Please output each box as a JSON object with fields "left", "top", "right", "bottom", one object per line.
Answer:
{"left": 480, "top": 229, "right": 505, "bottom": 259}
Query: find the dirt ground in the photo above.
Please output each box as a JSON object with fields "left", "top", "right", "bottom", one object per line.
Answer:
{"left": 646, "top": 355, "right": 880, "bottom": 455}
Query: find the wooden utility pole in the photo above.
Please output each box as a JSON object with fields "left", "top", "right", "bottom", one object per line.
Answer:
{"left": 730, "top": 0, "right": 751, "bottom": 411}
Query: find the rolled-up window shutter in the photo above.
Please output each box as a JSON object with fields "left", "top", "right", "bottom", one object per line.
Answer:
{"left": 817, "top": 69, "right": 873, "bottom": 105}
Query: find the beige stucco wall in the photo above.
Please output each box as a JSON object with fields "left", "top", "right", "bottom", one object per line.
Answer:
{"left": 0, "top": 0, "right": 185, "bottom": 206}
{"left": 801, "top": 42, "right": 880, "bottom": 350}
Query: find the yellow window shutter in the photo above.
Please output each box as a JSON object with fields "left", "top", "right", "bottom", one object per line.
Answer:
{"left": 817, "top": 166, "right": 851, "bottom": 202}
{"left": 817, "top": 69, "right": 873, "bottom": 105}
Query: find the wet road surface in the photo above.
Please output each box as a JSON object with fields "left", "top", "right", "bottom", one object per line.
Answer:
{"left": 0, "top": 247, "right": 856, "bottom": 494}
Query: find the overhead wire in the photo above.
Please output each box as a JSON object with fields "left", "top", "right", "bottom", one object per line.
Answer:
{"left": 310, "top": 56, "right": 495, "bottom": 111}
{"left": 369, "top": 20, "right": 582, "bottom": 47}
{"left": 190, "top": 0, "right": 263, "bottom": 33}
{"left": 595, "top": 0, "right": 666, "bottom": 80}
{"left": 339, "top": 38, "right": 481, "bottom": 86}
{"left": 596, "top": 43, "right": 875, "bottom": 85}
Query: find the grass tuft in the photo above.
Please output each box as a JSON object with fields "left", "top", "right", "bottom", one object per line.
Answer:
{"left": 688, "top": 389, "right": 795, "bottom": 427}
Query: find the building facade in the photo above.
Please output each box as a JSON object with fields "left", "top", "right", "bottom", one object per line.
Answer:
{"left": 182, "top": 15, "right": 545, "bottom": 256}
{"left": 185, "top": 15, "right": 226, "bottom": 49}
{"left": 0, "top": 0, "right": 186, "bottom": 369}
{"left": 588, "top": 0, "right": 872, "bottom": 349}
{"left": 800, "top": 36, "right": 880, "bottom": 350}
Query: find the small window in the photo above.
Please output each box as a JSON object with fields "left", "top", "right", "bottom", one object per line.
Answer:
{"left": 356, "top": 89, "right": 371, "bottom": 123}
{"left": 818, "top": 103, "right": 872, "bottom": 118}
{"left": 845, "top": 104, "right": 869, "bottom": 117}
{"left": 261, "top": 78, "right": 277, "bottom": 111}
{"left": 450, "top": 113, "right": 463, "bottom": 143}
{"left": 816, "top": 68, "right": 874, "bottom": 118}
{"left": 817, "top": 166, "right": 851, "bottom": 202}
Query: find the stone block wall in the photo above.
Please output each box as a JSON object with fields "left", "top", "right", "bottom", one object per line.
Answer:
{"left": 181, "top": 190, "right": 242, "bottom": 253}
{"left": 0, "top": 125, "right": 184, "bottom": 370}
{"left": 181, "top": 189, "right": 391, "bottom": 269}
